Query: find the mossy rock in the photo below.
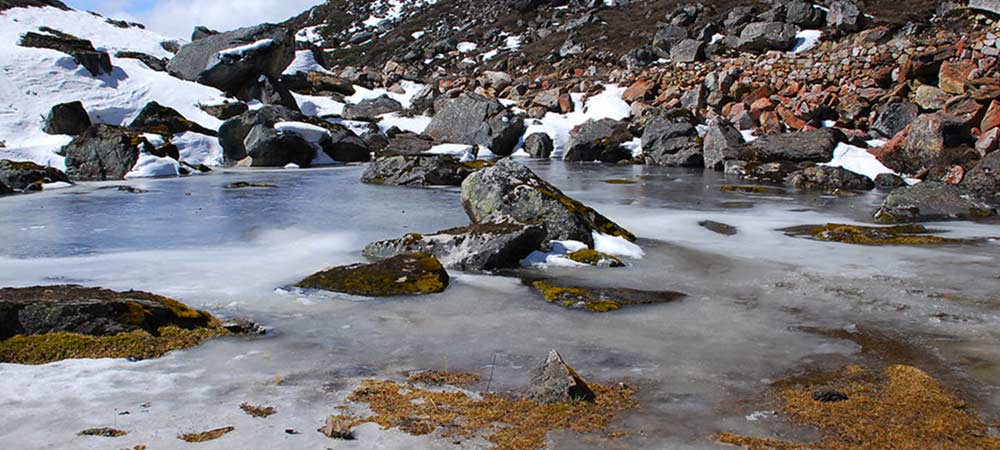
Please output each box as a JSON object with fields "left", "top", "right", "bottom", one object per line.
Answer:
{"left": 721, "top": 184, "right": 786, "bottom": 195}
{"left": 566, "top": 249, "right": 624, "bottom": 268}
{"left": 779, "top": 223, "right": 975, "bottom": 245}
{"left": 297, "top": 253, "right": 449, "bottom": 297}
{"left": 225, "top": 181, "right": 276, "bottom": 189}
{"left": 602, "top": 178, "right": 638, "bottom": 185}
{"left": 530, "top": 280, "right": 685, "bottom": 312}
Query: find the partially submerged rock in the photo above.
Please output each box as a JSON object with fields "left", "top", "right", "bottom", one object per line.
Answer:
{"left": 461, "top": 159, "right": 635, "bottom": 246}
{"left": 780, "top": 223, "right": 973, "bottom": 245}
{"left": 784, "top": 166, "right": 875, "bottom": 191}
{"left": 699, "top": 220, "right": 738, "bottom": 236}
{"left": 641, "top": 109, "right": 703, "bottom": 167}
{"left": 0, "top": 285, "right": 228, "bottom": 364}
{"left": 566, "top": 249, "right": 625, "bottom": 268}
{"left": 526, "top": 350, "right": 596, "bottom": 404}
{"left": 960, "top": 151, "right": 1000, "bottom": 205}
{"left": 60, "top": 124, "right": 147, "bottom": 181}
{"left": 178, "top": 426, "right": 235, "bottom": 443}
{"left": 296, "top": 253, "right": 449, "bottom": 297}
{"left": 362, "top": 218, "right": 546, "bottom": 272}
{"left": 564, "top": 118, "right": 633, "bottom": 163}
{"left": 530, "top": 280, "right": 685, "bottom": 312}
{"left": 0, "top": 159, "right": 70, "bottom": 191}
{"left": 874, "top": 182, "right": 996, "bottom": 223}
{"left": 360, "top": 154, "right": 486, "bottom": 186}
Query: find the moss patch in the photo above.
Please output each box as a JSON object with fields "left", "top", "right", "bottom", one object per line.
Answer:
{"left": 531, "top": 280, "right": 685, "bottom": 312}
{"left": 78, "top": 427, "right": 127, "bottom": 437}
{"left": 567, "top": 249, "right": 625, "bottom": 267}
{"left": 602, "top": 179, "right": 638, "bottom": 185}
{"left": 225, "top": 181, "right": 276, "bottom": 189}
{"left": 240, "top": 402, "right": 277, "bottom": 418}
{"left": 345, "top": 378, "right": 638, "bottom": 450}
{"left": 721, "top": 185, "right": 785, "bottom": 194}
{"left": 297, "top": 252, "right": 449, "bottom": 297}
{"left": 407, "top": 370, "right": 481, "bottom": 387}
{"left": 0, "top": 326, "right": 228, "bottom": 365}
{"left": 178, "top": 426, "right": 235, "bottom": 443}
{"left": 719, "top": 364, "right": 1000, "bottom": 450}
{"left": 780, "top": 223, "right": 972, "bottom": 245}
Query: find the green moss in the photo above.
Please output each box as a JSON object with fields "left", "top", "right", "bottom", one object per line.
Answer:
{"left": 461, "top": 160, "right": 493, "bottom": 170}
{"left": 0, "top": 326, "right": 229, "bottom": 365}
{"left": 780, "top": 223, "right": 971, "bottom": 246}
{"left": 530, "top": 281, "right": 684, "bottom": 313}
{"left": 602, "top": 179, "right": 638, "bottom": 185}
{"left": 721, "top": 185, "right": 785, "bottom": 194}
{"left": 225, "top": 181, "right": 276, "bottom": 189}
{"left": 567, "top": 249, "right": 625, "bottom": 267}
{"left": 297, "top": 253, "right": 449, "bottom": 297}
{"left": 532, "top": 184, "right": 637, "bottom": 242}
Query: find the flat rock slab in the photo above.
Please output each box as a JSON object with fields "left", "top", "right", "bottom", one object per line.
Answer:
{"left": 530, "top": 280, "right": 685, "bottom": 312}
{"left": 297, "top": 253, "right": 449, "bottom": 297}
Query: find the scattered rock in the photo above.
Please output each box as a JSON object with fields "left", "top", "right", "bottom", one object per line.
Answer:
{"left": 240, "top": 402, "right": 277, "bottom": 418}
{"left": 361, "top": 154, "right": 484, "bottom": 186}
{"left": 702, "top": 118, "right": 745, "bottom": 170}
{"left": 812, "top": 390, "right": 849, "bottom": 402}
{"left": 523, "top": 133, "right": 553, "bottom": 158}
{"left": 526, "top": 350, "right": 596, "bottom": 404}
{"left": 178, "top": 426, "right": 235, "bottom": 443}
{"left": 61, "top": 125, "right": 148, "bottom": 181}
{"left": 530, "top": 280, "right": 686, "bottom": 312}
{"left": 19, "top": 28, "right": 112, "bottom": 76}
{"left": 128, "top": 101, "right": 217, "bottom": 136}
{"left": 784, "top": 166, "right": 875, "bottom": 191}
{"left": 641, "top": 109, "right": 702, "bottom": 167}
{"left": 318, "top": 416, "right": 354, "bottom": 440}
{"left": 874, "top": 182, "right": 996, "bottom": 223}
{"left": 874, "top": 173, "right": 907, "bottom": 190}
{"left": 78, "top": 427, "right": 127, "bottom": 437}
{"left": 565, "top": 249, "right": 624, "bottom": 268}
{"left": 961, "top": 151, "right": 1000, "bottom": 205}
{"left": 425, "top": 92, "right": 525, "bottom": 156}
{"left": 342, "top": 95, "right": 403, "bottom": 121}
{"left": 737, "top": 22, "right": 799, "bottom": 52}
{"left": 871, "top": 102, "right": 918, "bottom": 139}
{"left": 699, "top": 220, "right": 738, "bottom": 236}
{"left": 0, "top": 160, "right": 70, "bottom": 191}
{"left": 43, "top": 101, "right": 91, "bottom": 135}
{"left": 296, "top": 253, "right": 449, "bottom": 297}
{"left": 745, "top": 128, "right": 843, "bottom": 163}
{"left": 221, "top": 317, "right": 267, "bottom": 335}
{"left": 199, "top": 101, "right": 248, "bottom": 121}
{"left": 781, "top": 223, "right": 971, "bottom": 245}
{"left": 564, "top": 119, "right": 633, "bottom": 162}
{"left": 225, "top": 181, "right": 275, "bottom": 189}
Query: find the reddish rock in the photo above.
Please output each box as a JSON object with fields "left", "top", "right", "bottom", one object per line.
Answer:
{"left": 976, "top": 127, "right": 1000, "bottom": 156}
{"left": 749, "top": 97, "right": 775, "bottom": 121}
{"left": 759, "top": 110, "right": 783, "bottom": 135}
{"left": 938, "top": 60, "right": 976, "bottom": 94}
{"left": 982, "top": 101, "right": 1000, "bottom": 133}
{"left": 622, "top": 80, "right": 651, "bottom": 103}
{"left": 966, "top": 78, "right": 1000, "bottom": 101}
{"left": 869, "top": 126, "right": 911, "bottom": 172}
{"left": 776, "top": 106, "right": 807, "bottom": 130}
{"left": 942, "top": 165, "right": 965, "bottom": 184}
{"left": 558, "top": 93, "right": 575, "bottom": 114}
{"left": 943, "top": 96, "right": 985, "bottom": 126}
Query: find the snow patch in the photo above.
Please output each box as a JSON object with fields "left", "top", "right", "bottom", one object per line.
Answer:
{"left": 820, "top": 142, "right": 896, "bottom": 180}
{"left": 125, "top": 153, "right": 180, "bottom": 179}
{"left": 283, "top": 49, "right": 333, "bottom": 76}
{"left": 593, "top": 232, "right": 644, "bottom": 259}
{"left": 792, "top": 30, "right": 822, "bottom": 54}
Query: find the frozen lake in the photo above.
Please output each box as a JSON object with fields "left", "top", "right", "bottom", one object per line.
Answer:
{"left": 1, "top": 162, "right": 998, "bottom": 449}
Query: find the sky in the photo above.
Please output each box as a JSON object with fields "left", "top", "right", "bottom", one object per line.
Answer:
{"left": 63, "top": 0, "right": 325, "bottom": 39}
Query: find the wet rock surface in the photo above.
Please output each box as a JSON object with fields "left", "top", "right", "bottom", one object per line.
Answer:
{"left": 361, "top": 154, "right": 485, "bottom": 186}
{"left": 296, "top": 253, "right": 450, "bottom": 297}
{"left": 874, "top": 182, "right": 996, "bottom": 223}
{"left": 530, "top": 280, "right": 686, "bottom": 313}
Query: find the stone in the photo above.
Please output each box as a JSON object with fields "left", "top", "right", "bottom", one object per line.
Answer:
{"left": 295, "top": 253, "right": 449, "bottom": 297}
{"left": 939, "top": 60, "right": 976, "bottom": 95}
{"left": 982, "top": 101, "right": 1000, "bottom": 134}
{"left": 965, "top": 78, "right": 1000, "bottom": 101}
{"left": 737, "top": 22, "right": 799, "bottom": 52}
{"left": 425, "top": 93, "right": 525, "bottom": 156}
{"left": 871, "top": 102, "right": 919, "bottom": 139}
{"left": 745, "top": 128, "right": 843, "bottom": 163}
{"left": 895, "top": 113, "right": 971, "bottom": 174}
{"left": 43, "top": 101, "right": 91, "bottom": 135}
{"left": 242, "top": 124, "right": 316, "bottom": 167}
{"left": 531, "top": 280, "right": 686, "bottom": 312}
{"left": 784, "top": 166, "right": 875, "bottom": 191}
{"left": 786, "top": 0, "right": 826, "bottom": 27}
{"left": 652, "top": 23, "right": 688, "bottom": 52}
{"left": 342, "top": 95, "right": 403, "bottom": 121}
{"left": 975, "top": 127, "right": 1000, "bottom": 156}
{"left": 961, "top": 151, "right": 1000, "bottom": 205}
{"left": 969, "top": 0, "right": 1000, "bottom": 15}
{"left": 282, "top": 70, "right": 356, "bottom": 96}
{"left": 460, "top": 159, "right": 634, "bottom": 246}
{"left": 622, "top": 80, "right": 651, "bottom": 103}
{"left": 702, "top": 118, "right": 746, "bottom": 170}
{"left": 362, "top": 217, "right": 546, "bottom": 272}
{"left": 61, "top": 125, "right": 148, "bottom": 181}
{"left": 874, "top": 182, "right": 995, "bottom": 223}
{"left": 361, "top": 154, "right": 484, "bottom": 186}
{"left": 526, "top": 350, "right": 596, "bottom": 403}
{"left": 874, "top": 173, "right": 907, "bottom": 190}
{"left": 564, "top": 119, "right": 633, "bottom": 162}
{"left": 0, "top": 160, "right": 71, "bottom": 191}
{"left": 914, "top": 85, "right": 950, "bottom": 111}
{"left": 199, "top": 101, "right": 248, "bottom": 120}
{"left": 523, "top": 133, "right": 554, "bottom": 159}
{"left": 699, "top": 220, "right": 738, "bottom": 236}
{"left": 641, "top": 109, "right": 702, "bottom": 167}
{"left": 217, "top": 105, "right": 361, "bottom": 164}
{"left": 128, "top": 101, "right": 217, "bottom": 136}
{"left": 532, "top": 88, "right": 562, "bottom": 112}
{"left": 827, "top": 0, "right": 865, "bottom": 32}
{"left": 670, "top": 39, "right": 704, "bottom": 63}
{"left": 114, "top": 51, "right": 168, "bottom": 71}
{"left": 18, "top": 28, "right": 112, "bottom": 76}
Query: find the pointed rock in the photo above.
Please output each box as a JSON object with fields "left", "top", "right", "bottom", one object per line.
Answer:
{"left": 526, "top": 350, "right": 596, "bottom": 404}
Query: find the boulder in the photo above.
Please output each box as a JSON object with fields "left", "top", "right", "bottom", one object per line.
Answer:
{"left": 877, "top": 113, "right": 972, "bottom": 175}
{"left": 362, "top": 217, "right": 546, "bottom": 272}
{"left": 198, "top": 101, "right": 248, "bottom": 120}
{"left": 531, "top": 281, "right": 686, "bottom": 313}
{"left": 381, "top": 133, "right": 435, "bottom": 155}
{"left": 784, "top": 166, "right": 875, "bottom": 191}
{"left": 523, "top": 133, "right": 554, "bottom": 159}
{"left": 745, "top": 128, "right": 843, "bottom": 163}
{"left": 342, "top": 95, "right": 403, "bottom": 121}
{"left": 914, "top": 85, "right": 950, "bottom": 111}
{"left": 460, "top": 158, "right": 635, "bottom": 246}
{"left": 242, "top": 124, "right": 316, "bottom": 167}
{"left": 114, "top": 51, "right": 168, "bottom": 71}
{"left": 702, "top": 118, "right": 746, "bottom": 170}
{"left": 61, "top": 125, "right": 148, "bottom": 181}
{"left": 652, "top": 23, "right": 688, "bottom": 52}
{"left": 191, "top": 25, "right": 218, "bottom": 41}
{"left": 43, "top": 101, "right": 91, "bottom": 135}
{"left": 970, "top": 0, "right": 1000, "bottom": 15}
{"left": 296, "top": 253, "right": 449, "bottom": 297}
{"left": 827, "top": 0, "right": 865, "bottom": 32}
{"left": 874, "top": 173, "right": 907, "bottom": 190}
{"left": 240, "top": 76, "right": 300, "bottom": 111}
{"left": 425, "top": 93, "right": 525, "bottom": 156}
{"left": 19, "top": 28, "right": 112, "bottom": 76}
{"left": 166, "top": 24, "right": 295, "bottom": 96}
{"left": 871, "top": 102, "right": 919, "bottom": 139}
{"left": 737, "top": 22, "right": 799, "bottom": 52}
{"left": 0, "top": 160, "right": 71, "bottom": 190}
{"left": 361, "top": 154, "right": 483, "bottom": 186}
{"left": 0, "top": 180, "right": 12, "bottom": 196}
{"left": 961, "top": 151, "right": 1000, "bottom": 205}
{"left": 282, "top": 70, "right": 356, "bottom": 96}
{"left": 564, "top": 119, "right": 633, "bottom": 162}
{"left": 526, "top": 350, "right": 596, "bottom": 403}
{"left": 874, "top": 182, "right": 996, "bottom": 223}
{"left": 670, "top": 39, "right": 705, "bottom": 63}
{"left": 320, "top": 125, "right": 372, "bottom": 162}
{"left": 219, "top": 105, "right": 322, "bottom": 163}
{"left": 785, "top": 0, "right": 826, "bottom": 27}
{"left": 128, "top": 101, "right": 217, "bottom": 136}
{"left": 641, "top": 110, "right": 702, "bottom": 167}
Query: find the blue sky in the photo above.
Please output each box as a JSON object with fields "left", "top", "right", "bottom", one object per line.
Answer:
{"left": 61, "top": 0, "right": 324, "bottom": 39}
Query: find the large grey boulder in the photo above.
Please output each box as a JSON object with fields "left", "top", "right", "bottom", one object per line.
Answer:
{"left": 218, "top": 105, "right": 302, "bottom": 163}
{"left": 961, "top": 151, "right": 1000, "bottom": 205}
{"left": 342, "top": 95, "right": 403, "bottom": 121}
{"left": 166, "top": 24, "right": 295, "bottom": 96}
{"left": 670, "top": 39, "right": 705, "bottom": 63}
{"left": 702, "top": 118, "right": 745, "bottom": 170}
{"left": 874, "top": 182, "right": 996, "bottom": 223}
{"left": 784, "top": 166, "right": 875, "bottom": 191}
{"left": 526, "top": 350, "right": 596, "bottom": 404}
{"left": 218, "top": 105, "right": 368, "bottom": 165}
{"left": 424, "top": 93, "right": 525, "bottom": 156}
{"left": 641, "top": 110, "right": 703, "bottom": 167}
{"left": 128, "top": 101, "right": 217, "bottom": 136}
{"left": 737, "top": 22, "right": 800, "bottom": 52}
{"left": 61, "top": 125, "right": 148, "bottom": 181}
{"left": 652, "top": 23, "right": 688, "bottom": 52}
{"left": 361, "top": 154, "right": 483, "bottom": 186}
{"left": 827, "top": 0, "right": 865, "bottom": 32}
{"left": 19, "top": 28, "right": 112, "bottom": 76}
{"left": 0, "top": 180, "right": 12, "bottom": 196}
{"left": 744, "top": 128, "right": 843, "bottom": 163}
{"left": 564, "top": 119, "right": 633, "bottom": 162}
{"left": 523, "top": 133, "right": 554, "bottom": 159}
{"left": 362, "top": 217, "right": 546, "bottom": 272}
{"left": 460, "top": 158, "right": 635, "bottom": 246}
{"left": 785, "top": 0, "right": 826, "bottom": 27}
{"left": 43, "top": 101, "right": 91, "bottom": 135}
{"left": 242, "top": 125, "right": 316, "bottom": 167}
{"left": 0, "top": 160, "right": 70, "bottom": 191}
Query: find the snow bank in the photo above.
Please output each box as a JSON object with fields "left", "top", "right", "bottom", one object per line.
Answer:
{"left": 792, "top": 30, "right": 823, "bottom": 54}
{"left": 283, "top": 49, "right": 333, "bottom": 76}
{"left": 521, "top": 85, "right": 632, "bottom": 157}
{"left": 593, "top": 232, "right": 645, "bottom": 259}
{"left": 820, "top": 142, "right": 896, "bottom": 180}
{"left": 125, "top": 153, "right": 180, "bottom": 178}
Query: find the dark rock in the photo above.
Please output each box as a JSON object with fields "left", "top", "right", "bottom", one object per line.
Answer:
{"left": 0, "top": 160, "right": 71, "bottom": 190}
{"left": 191, "top": 25, "right": 218, "bottom": 41}
{"left": 699, "top": 220, "right": 738, "bottom": 236}
{"left": 737, "top": 22, "right": 800, "bottom": 52}
{"left": 218, "top": 105, "right": 305, "bottom": 163}
{"left": 343, "top": 95, "right": 403, "bottom": 121}
{"left": 167, "top": 24, "right": 295, "bottom": 96}
{"left": 0, "top": 1, "right": 70, "bottom": 12}
{"left": 641, "top": 110, "right": 702, "bottom": 167}
{"left": 362, "top": 217, "right": 546, "bottom": 272}
{"left": 961, "top": 151, "right": 1000, "bottom": 205}
{"left": 425, "top": 92, "right": 525, "bottom": 156}
{"left": 874, "top": 173, "right": 907, "bottom": 190}
{"left": 461, "top": 159, "right": 634, "bottom": 246}
{"left": 874, "top": 182, "right": 996, "bottom": 223}
{"left": 0, "top": 180, "right": 12, "bottom": 196}
{"left": 812, "top": 390, "right": 849, "bottom": 402}
{"left": 240, "top": 76, "right": 300, "bottom": 111}
{"left": 296, "top": 253, "right": 449, "bottom": 297}
{"left": 128, "top": 101, "right": 217, "bottom": 136}
{"left": 43, "top": 101, "right": 91, "bottom": 135}
{"left": 879, "top": 113, "right": 972, "bottom": 175}
{"left": 61, "top": 125, "right": 147, "bottom": 181}
{"left": 282, "top": 70, "right": 356, "bottom": 96}
{"left": 19, "top": 28, "right": 112, "bottom": 76}
{"left": 827, "top": 0, "right": 865, "bottom": 32}
{"left": 320, "top": 125, "right": 371, "bottom": 162}
{"left": 564, "top": 119, "right": 633, "bottom": 162}
{"left": 702, "top": 118, "right": 746, "bottom": 170}
{"left": 199, "top": 101, "right": 248, "bottom": 121}
{"left": 0, "top": 285, "right": 216, "bottom": 340}
{"left": 784, "top": 166, "right": 875, "bottom": 191}
{"left": 670, "top": 39, "right": 705, "bottom": 63}
{"left": 361, "top": 154, "right": 483, "bottom": 186}
{"left": 531, "top": 280, "right": 686, "bottom": 312}
{"left": 242, "top": 124, "right": 316, "bottom": 167}
{"left": 745, "top": 128, "right": 843, "bottom": 163}
{"left": 526, "top": 350, "right": 595, "bottom": 403}
{"left": 785, "top": 0, "right": 826, "bottom": 27}
{"left": 114, "top": 51, "right": 168, "bottom": 71}
{"left": 652, "top": 23, "right": 688, "bottom": 52}
{"left": 523, "top": 133, "right": 553, "bottom": 159}
{"left": 381, "top": 133, "right": 435, "bottom": 155}
{"left": 872, "top": 102, "right": 919, "bottom": 139}
{"left": 220, "top": 317, "right": 266, "bottom": 335}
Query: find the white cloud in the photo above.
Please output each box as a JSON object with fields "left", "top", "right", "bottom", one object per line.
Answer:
{"left": 136, "top": 0, "right": 325, "bottom": 40}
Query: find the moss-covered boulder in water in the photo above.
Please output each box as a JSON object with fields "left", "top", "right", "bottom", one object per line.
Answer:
{"left": 873, "top": 182, "right": 996, "bottom": 223}
{"left": 566, "top": 249, "right": 624, "bottom": 268}
{"left": 0, "top": 159, "right": 71, "bottom": 191}
{"left": 361, "top": 154, "right": 487, "bottom": 186}
{"left": 461, "top": 159, "right": 635, "bottom": 247}
{"left": 0, "top": 285, "right": 228, "bottom": 364}
{"left": 297, "top": 253, "right": 449, "bottom": 297}
{"left": 780, "top": 223, "right": 974, "bottom": 245}
{"left": 530, "top": 280, "right": 685, "bottom": 312}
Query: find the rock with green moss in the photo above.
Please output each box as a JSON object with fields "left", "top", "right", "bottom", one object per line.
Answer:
{"left": 297, "top": 253, "right": 449, "bottom": 297}
{"left": 461, "top": 159, "right": 635, "bottom": 247}
{"left": 0, "top": 159, "right": 71, "bottom": 191}
{"left": 566, "top": 249, "right": 624, "bottom": 268}
{"left": 363, "top": 217, "right": 546, "bottom": 272}
{"left": 530, "top": 280, "right": 685, "bottom": 312}
{"left": 874, "top": 182, "right": 996, "bottom": 223}
{"left": 780, "top": 223, "right": 975, "bottom": 245}
{"left": 361, "top": 154, "right": 487, "bottom": 186}
{"left": 0, "top": 285, "right": 228, "bottom": 364}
